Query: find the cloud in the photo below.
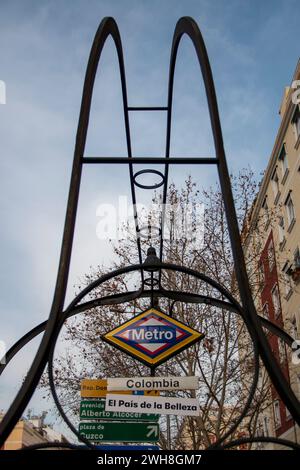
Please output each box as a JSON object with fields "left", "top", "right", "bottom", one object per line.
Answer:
{"left": 0, "top": 0, "right": 299, "bottom": 437}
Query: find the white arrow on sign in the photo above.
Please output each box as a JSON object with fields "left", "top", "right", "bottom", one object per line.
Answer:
{"left": 146, "top": 425, "right": 158, "bottom": 438}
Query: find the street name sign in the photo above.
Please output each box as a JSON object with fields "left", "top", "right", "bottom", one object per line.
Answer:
{"left": 106, "top": 394, "right": 200, "bottom": 417}
{"left": 79, "top": 421, "right": 159, "bottom": 443}
{"left": 80, "top": 400, "right": 158, "bottom": 421}
{"left": 107, "top": 376, "right": 199, "bottom": 391}
{"left": 102, "top": 308, "right": 204, "bottom": 367}
{"left": 81, "top": 379, "right": 159, "bottom": 398}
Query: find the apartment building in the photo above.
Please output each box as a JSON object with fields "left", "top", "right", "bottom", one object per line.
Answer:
{"left": 242, "top": 59, "right": 300, "bottom": 448}
{"left": 0, "top": 412, "right": 68, "bottom": 450}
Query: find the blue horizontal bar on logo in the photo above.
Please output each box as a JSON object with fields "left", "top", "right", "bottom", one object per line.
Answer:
{"left": 117, "top": 326, "right": 179, "bottom": 344}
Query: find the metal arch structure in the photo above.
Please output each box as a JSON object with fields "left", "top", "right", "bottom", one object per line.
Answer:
{"left": 1, "top": 262, "right": 297, "bottom": 378}
{"left": 0, "top": 261, "right": 297, "bottom": 450}
{"left": 0, "top": 16, "right": 300, "bottom": 449}
{"left": 0, "top": 262, "right": 298, "bottom": 378}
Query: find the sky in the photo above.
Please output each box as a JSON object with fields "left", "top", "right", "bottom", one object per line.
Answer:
{"left": 0, "top": 0, "right": 299, "bottom": 440}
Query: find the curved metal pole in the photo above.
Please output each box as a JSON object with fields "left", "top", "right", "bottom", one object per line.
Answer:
{"left": 0, "top": 17, "right": 130, "bottom": 446}
{"left": 167, "top": 16, "right": 300, "bottom": 424}
{"left": 21, "top": 442, "right": 86, "bottom": 451}
{"left": 1, "top": 262, "right": 295, "bottom": 385}
{"left": 1, "top": 16, "right": 299, "bottom": 446}
{"left": 0, "top": 260, "right": 243, "bottom": 379}
{"left": 44, "top": 269, "right": 259, "bottom": 451}
{"left": 45, "top": 294, "right": 256, "bottom": 451}
{"left": 0, "top": 258, "right": 291, "bottom": 450}
{"left": 0, "top": 291, "right": 234, "bottom": 377}
{"left": 2, "top": 291, "right": 293, "bottom": 380}
{"left": 0, "top": 289, "right": 143, "bottom": 376}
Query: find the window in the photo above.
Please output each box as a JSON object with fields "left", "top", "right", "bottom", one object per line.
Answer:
{"left": 262, "top": 197, "right": 270, "bottom": 227}
{"left": 267, "top": 240, "right": 276, "bottom": 271}
{"left": 256, "top": 421, "right": 264, "bottom": 437}
{"left": 255, "top": 423, "right": 261, "bottom": 437}
{"left": 262, "top": 302, "right": 269, "bottom": 319}
{"left": 254, "top": 221, "right": 262, "bottom": 250}
{"left": 298, "top": 374, "right": 300, "bottom": 394}
{"left": 278, "top": 338, "right": 286, "bottom": 364}
{"left": 273, "top": 400, "right": 281, "bottom": 428}
{"left": 294, "top": 247, "right": 300, "bottom": 268}
{"left": 291, "top": 316, "right": 298, "bottom": 339}
{"left": 263, "top": 416, "right": 269, "bottom": 437}
{"left": 271, "top": 284, "right": 281, "bottom": 317}
{"left": 258, "top": 261, "right": 265, "bottom": 290}
{"left": 292, "top": 106, "right": 300, "bottom": 140}
{"left": 285, "top": 193, "right": 295, "bottom": 229}
{"left": 282, "top": 261, "right": 293, "bottom": 298}
{"left": 286, "top": 406, "right": 291, "bottom": 420}
{"left": 278, "top": 216, "right": 285, "bottom": 246}
{"left": 271, "top": 168, "right": 280, "bottom": 203}
{"left": 296, "top": 115, "right": 300, "bottom": 139}
{"left": 279, "top": 145, "right": 289, "bottom": 182}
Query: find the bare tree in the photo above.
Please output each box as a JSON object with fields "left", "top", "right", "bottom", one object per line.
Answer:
{"left": 40, "top": 169, "right": 278, "bottom": 449}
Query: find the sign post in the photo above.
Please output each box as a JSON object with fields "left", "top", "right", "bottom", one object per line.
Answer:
{"left": 79, "top": 378, "right": 160, "bottom": 446}
{"left": 79, "top": 308, "right": 202, "bottom": 446}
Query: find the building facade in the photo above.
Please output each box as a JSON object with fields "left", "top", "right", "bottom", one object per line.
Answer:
{"left": 0, "top": 413, "right": 68, "bottom": 450}
{"left": 242, "top": 59, "right": 300, "bottom": 448}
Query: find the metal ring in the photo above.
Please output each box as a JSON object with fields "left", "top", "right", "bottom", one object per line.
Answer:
{"left": 0, "top": 261, "right": 263, "bottom": 449}
{"left": 138, "top": 225, "right": 161, "bottom": 239}
{"left": 144, "top": 277, "right": 159, "bottom": 287}
{"left": 133, "top": 169, "right": 165, "bottom": 189}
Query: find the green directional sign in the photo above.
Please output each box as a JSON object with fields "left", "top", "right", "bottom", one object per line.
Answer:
{"left": 79, "top": 421, "right": 159, "bottom": 443}
{"left": 80, "top": 400, "right": 158, "bottom": 422}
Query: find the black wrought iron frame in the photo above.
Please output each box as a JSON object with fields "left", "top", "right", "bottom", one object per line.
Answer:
{"left": 0, "top": 16, "right": 299, "bottom": 450}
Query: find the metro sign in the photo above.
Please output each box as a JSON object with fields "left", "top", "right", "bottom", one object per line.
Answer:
{"left": 102, "top": 308, "right": 204, "bottom": 367}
